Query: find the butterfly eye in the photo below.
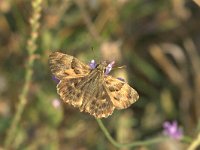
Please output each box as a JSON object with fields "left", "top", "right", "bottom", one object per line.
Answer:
{"left": 105, "top": 61, "right": 115, "bottom": 75}
{"left": 89, "top": 60, "right": 97, "bottom": 69}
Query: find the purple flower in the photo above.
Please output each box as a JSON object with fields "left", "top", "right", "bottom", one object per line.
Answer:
{"left": 52, "top": 98, "right": 61, "bottom": 109}
{"left": 52, "top": 76, "right": 60, "bottom": 84}
{"left": 105, "top": 61, "right": 115, "bottom": 75}
{"left": 89, "top": 59, "right": 97, "bottom": 69}
{"left": 163, "top": 121, "right": 183, "bottom": 140}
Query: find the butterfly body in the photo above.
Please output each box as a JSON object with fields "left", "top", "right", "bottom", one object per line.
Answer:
{"left": 49, "top": 52, "right": 139, "bottom": 118}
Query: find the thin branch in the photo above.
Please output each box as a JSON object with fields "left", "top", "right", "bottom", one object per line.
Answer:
{"left": 75, "top": 0, "right": 101, "bottom": 42}
{"left": 187, "top": 133, "right": 200, "bottom": 150}
{"left": 193, "top": 0, "right": 200, "bottom": 7}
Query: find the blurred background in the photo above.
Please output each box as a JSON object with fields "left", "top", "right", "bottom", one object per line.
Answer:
{"left": 0, "top": 0, "right": 200, "bottom": 149}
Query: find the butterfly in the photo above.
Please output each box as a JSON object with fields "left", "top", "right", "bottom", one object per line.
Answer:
{"left": 49, "top": 52, "right": 139, "bottom": 118}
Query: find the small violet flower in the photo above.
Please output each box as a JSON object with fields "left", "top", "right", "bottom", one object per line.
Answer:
{"left": 89, "top": 59, "right": 97, "bottom": 69}
{"left": 52, "top": 76, "right": 60, "bottom": 84}
{"left": 105, "top": 61, "right": 115, "bottom": 75}
{"left": 163, "top": 121, "right": 183, "bottom": 140}
{"left": 52, "top": 98, "right": 61, "bottom": 109}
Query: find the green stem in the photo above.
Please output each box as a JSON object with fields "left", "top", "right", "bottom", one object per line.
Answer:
{"left": 4, "top": 0, "right": 42, "bottom": 149}
{"left": 96, "top": 118, "right": 166, "bottom": 148}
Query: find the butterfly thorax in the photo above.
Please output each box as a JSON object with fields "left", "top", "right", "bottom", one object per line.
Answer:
{"left": 93, "top": 61, "right": 108, "bottom": 75}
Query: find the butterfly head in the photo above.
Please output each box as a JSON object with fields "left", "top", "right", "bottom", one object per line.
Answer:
{"left": 96, "top": 61, "right": 107, "bottom": 72}
{"left": 89, "top": 60, "right": 115, "bottom": 75}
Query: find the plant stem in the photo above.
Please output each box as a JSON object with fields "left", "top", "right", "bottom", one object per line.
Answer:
{"left": 4, "top": 0, "right": 42, "bottom": 149}
{"left": 96, "top": 118, "right": 165, "bottom": 148}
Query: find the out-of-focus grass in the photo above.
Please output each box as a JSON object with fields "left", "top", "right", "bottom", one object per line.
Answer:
{"left": 0, "top": 0, "right": 200, "bottom": 149}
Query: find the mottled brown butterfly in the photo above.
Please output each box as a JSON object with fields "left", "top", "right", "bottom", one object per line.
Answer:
{"left": 49, "top": 52, "right": 139, "bottom": 118}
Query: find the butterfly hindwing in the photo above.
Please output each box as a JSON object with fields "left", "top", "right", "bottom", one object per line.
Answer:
{"left": 81, "top": 84, "right": 115, "bottom": 118}
{"left": 57, "top": 71, "right": 115, "bottom": 118}
{"left": 57, "top": 77, "right": 87, "bottom": 107}
{"left": 104, "top": 76, "right": 139, "bottom": 109}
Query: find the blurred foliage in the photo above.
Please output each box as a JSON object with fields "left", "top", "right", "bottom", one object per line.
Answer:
{"left": 0, "top": 0, "right": 200, "bottom": 149}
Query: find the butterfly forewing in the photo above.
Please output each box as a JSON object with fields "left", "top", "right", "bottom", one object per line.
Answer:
{"left": 49, "top": 52, "right": 91, "bottom": 80}
{"left": 49, "top": 52, "right": 139, "bottom": 118}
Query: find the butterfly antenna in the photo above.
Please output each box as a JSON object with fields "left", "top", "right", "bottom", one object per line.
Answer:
{"left": 91, "top": 46, "right": 96, "bottom": 59}
{"left": 112, "top": 65, "right": 127, "bottom": 70}
{"left": 90, "top": 46, "right": 100, "bottom": 64}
